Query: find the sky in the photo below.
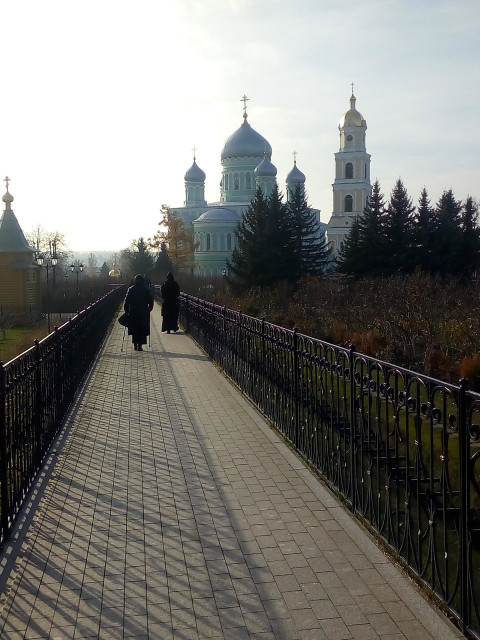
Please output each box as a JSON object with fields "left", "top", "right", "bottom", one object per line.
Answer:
{"left": 1, "top": 0, "right": 479, "bottom": 253}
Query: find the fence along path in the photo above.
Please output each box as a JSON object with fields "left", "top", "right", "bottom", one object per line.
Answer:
{"left": 0, "top": 304, "right": 462, "bottom": 639}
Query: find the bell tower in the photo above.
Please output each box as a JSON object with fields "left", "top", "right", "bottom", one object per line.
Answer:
{"left": 327, "top": 87, "right": 371, "bottom": 256}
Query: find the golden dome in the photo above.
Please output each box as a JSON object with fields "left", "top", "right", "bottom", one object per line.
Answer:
{"left": 338, "top": 94, "right": 364, "bottom": 129}
{"left": 2, "top": 191, "right": 14, "bottom": 204}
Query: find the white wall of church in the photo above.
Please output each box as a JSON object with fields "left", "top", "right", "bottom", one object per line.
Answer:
{"left": 195, "top": 231, "right": 235, "bottom": 253}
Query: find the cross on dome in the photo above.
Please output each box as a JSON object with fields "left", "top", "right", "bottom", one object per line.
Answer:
{"left": 2, "top": 175, "right": 14, "bottom": 210}
{"left": 240, "top": 94, "right": 249, "bottom": 120}
{"left": 292, "top": 150, "right": 299, "bottom": 164}
{"left": 192, "top": 146, "right": 197, "bottom": 161}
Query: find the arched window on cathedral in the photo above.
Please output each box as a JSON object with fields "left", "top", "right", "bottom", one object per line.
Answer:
{"left": 234, "top": 173, "right": 239, "bottom": 190}
{"left": 224, "top": 174, "right": 229, "bottom": 191}
{"left": 345, "top": 163, "right": 353, "bottom": 179}
{"left": 344, "top": 195, "right": 353, "bottom": 212}
{"left": 246, "top": 172, "right": 252, "bottom": 190}
{"left": 226, "top": 233, "right": 232, "bottom": 251}
{"left": 206, "top": 233, "right": 211, "bottom": 251}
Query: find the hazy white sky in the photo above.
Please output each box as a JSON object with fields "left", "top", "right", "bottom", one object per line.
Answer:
{"left": 1, "top": 0, "right": 479, "bottom": 252}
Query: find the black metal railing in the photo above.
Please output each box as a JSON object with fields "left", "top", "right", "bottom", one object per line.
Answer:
{"left": 180, "top": 293, "right": 480, "bottom": 639}
{"left": 0, "top": 286, "right": 126, "bottom": 544}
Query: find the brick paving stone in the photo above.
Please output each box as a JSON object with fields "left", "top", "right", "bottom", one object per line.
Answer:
{"left": 0, "top": 305, "right": 464, "bottom": 639}
{"left": 347, "top": 623, "right": 381, "bottom": 639}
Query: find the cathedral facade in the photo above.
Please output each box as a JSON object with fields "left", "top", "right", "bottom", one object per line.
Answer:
{"left": 170, "top": 91, "right": 370, "bottom": 275}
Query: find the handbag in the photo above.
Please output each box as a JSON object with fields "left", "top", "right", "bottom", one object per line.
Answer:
{"left": 118, "top": 312, "right": 129, "bottom": 327}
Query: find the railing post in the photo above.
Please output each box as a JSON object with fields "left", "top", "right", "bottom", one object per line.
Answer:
{"left": 186, "top": 295, "right": 191, "bottom": 334}
{"left": 222, "top": 305, "right": 227, "bottom": 369}
{"left": 0, "top": 362, "right": 8, "bottom": 539}
{"left": 293, "top": 327, "right": 300, "bottom": 450}
{"left": 34, "top": 339, "right": 43, "bottom": 469}
{"left": 458, "top": 377, "right": 470, "bottom": 632}
{"left": 237, "top": 310, "right": 243, "bottom": 384}
{"left": 261, "top": 317, "right": 266, "bottom": 399}
{"left": 349, "top": 344, "right": 357, "bottom": 512}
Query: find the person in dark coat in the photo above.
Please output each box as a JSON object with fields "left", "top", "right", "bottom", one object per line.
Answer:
{"left": 160, "top": 272, "right": 180, "bottom": 334}
{"left": 124, "top": 274, "right": 154, "bottom": 351}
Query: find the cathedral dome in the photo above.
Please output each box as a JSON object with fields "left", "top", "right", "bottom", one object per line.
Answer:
{"left": 196, "top": 207, "right": 239, "bottom": 222}
{"left": 286, "top": 162, "right": 305, "bottom": 185}
{"left": 339, "top": 93, "right": 364, "bottom": 128}
{"left": 221, "top": 119, "right": 272, "bottom": 161}
{"left": 254, "top": 156, "right": 277, "bottom": 178}
{"left": 184, "top": 159, "right": 206, "bottom": 182}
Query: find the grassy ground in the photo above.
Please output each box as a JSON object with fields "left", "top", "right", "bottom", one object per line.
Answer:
{"left": 0, "top": 324, "right": 50, "bottom": 364}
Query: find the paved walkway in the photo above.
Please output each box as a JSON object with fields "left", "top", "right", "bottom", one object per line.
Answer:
{"left": 0, "top": 304, "right": 463, "bottom": 639}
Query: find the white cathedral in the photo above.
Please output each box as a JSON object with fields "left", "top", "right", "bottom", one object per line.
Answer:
{"left": 170, "top": 91, "right": 371, "bottom": 276}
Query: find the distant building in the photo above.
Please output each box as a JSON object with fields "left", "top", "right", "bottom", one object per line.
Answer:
{"left": 171, "top": 97, "right": 325, "bottom": 277}
{"left": 0, "top": 178, "right": 41, "bottom": 311}
{"left": 326, "top": 91, "right": 372, "bottom": 255}
{"left": 170, "top": 92, "right": 371, "bottom": 274}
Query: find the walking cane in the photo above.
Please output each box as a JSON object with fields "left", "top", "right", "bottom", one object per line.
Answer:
{"left": 121, "top": 326, "right": 127, "bottom": 351}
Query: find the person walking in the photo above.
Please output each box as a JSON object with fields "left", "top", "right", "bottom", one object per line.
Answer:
{"left": 160, "top": 272, "right": 180, "bottom": 334}
{"left": 124, "top": 274, "right": 154, "bottom": 351}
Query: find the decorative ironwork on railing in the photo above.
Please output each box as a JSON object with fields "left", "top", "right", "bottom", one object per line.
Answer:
{"left": 180, "top": 293, "right": 480, "bottom": 639}
{"left": 0, "top": 286, "right": 126, "bottom": 545}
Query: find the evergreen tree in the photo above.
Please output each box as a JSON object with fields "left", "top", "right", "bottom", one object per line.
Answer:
{"left": 227, "top": 187, "right": 268, "bottom": 288}
{"left": 430, "top": 189, "right": 463, "bottom": 277}
{"left": 414, "top": 188, "right": 436, "bottom": 273}
{"left": 356, "top": 180, "right": 388, "bottom": 276}
{"left": 459, "top": 196, "right": 480, "bottom": 280}
{"left": 287, "top": 185, "right": 331, "bottom": 277}
{"left": 227, "top": 186, "right": 297, "bottom": 289}
{"left": 336, "top": 180, "right": 387, "bottom": 277}
{"left": 336, "top": 216, "right": 363, "bottom": 275}
{"left": 151, "top": 241, "right": 173, "bottom": 279}
{"left": 126, "top": 237, "right": 155, "bottom": 276}
{"left": 383, "top": 179, "right": 416, "bottom": 274}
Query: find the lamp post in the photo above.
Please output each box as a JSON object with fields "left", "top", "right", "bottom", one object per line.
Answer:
{"left": 70, "top": 261, "right": 84, "bottom": 296}
{"left": 36, "top": 248, "right": 58, "bottom": 334}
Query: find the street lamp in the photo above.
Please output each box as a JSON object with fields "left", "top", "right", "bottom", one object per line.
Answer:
{"left": 36, "top": 249, "right": 58, "bottom": 333}
{"left": 70, "top": 261, "right": 84, "bottom": 296}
